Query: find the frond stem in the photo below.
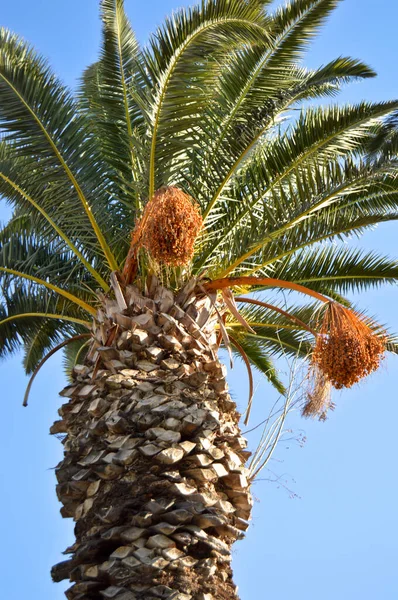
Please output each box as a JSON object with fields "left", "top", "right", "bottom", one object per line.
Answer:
{"left": 0, "top": 71, "right": 119, "bottom": 272}
{"left": 203, "top": 276, "right": 329, "bottom": 303}
{"left": 199, "top": 104, "right": 397, "bottom": 268}
{"left": 0, "top": 170, "right": 110, "bottom": 291}
{"left": 114, "top": 1, "right": 139, "bottom": 211}
{"left": 234, "top": 296, "right": 315, "bottom": 334}
{"left": 23, "top": 333, "right": 91, "bottom": 406}
{"left": 228, "top": 172, "right": 377, "bottom": 275}
{"left": 148, "top": 17, "right": 270, "bottom": 200}
{"left": 0, "top": 267, "right": 97, "bottom": 316}
{"left": 0, "top": 313, "right": 91, "bottom": 328}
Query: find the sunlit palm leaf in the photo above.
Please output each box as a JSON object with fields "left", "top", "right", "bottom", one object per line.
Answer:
{"left": 0, "top": 0, "right": 397, "bottom": 382}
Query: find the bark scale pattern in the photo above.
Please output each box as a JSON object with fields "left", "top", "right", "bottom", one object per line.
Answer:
{"left": 51, "top": 278, "right": 253, "bottom": 600}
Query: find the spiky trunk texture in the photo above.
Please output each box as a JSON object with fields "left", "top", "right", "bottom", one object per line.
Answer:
{"left": 51, "top": 278, "right": 253, "bottom": 600}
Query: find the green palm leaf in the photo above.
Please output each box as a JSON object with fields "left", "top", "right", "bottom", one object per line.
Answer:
{"left": 196, "top": 103, "right": 398, "bottom": 276}
{"left": 80, "top": 0, "right": 146, "bottom": 216}
{"left": 0, "top": 287, "right": 88, "bottom": 370}
{"left": 0, "top": 28, "right": 119, "bottom": 271}
{"left": 271, "top": 246, "right": 398, "bottom": 295}
{"left": 144, "top": 0, "right": 273, "bottom": 198}
{"left": 63, "top": 337, "right": 91, "bottom": 380}
{"left": 0, "top": 0, "right": 397, "bottom": 393}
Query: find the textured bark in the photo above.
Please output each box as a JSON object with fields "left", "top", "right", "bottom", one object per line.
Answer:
{"left": 51, "top": 277, "right": 253, "bottom": 600}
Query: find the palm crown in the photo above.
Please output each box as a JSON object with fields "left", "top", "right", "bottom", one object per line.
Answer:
{"left": 1, "top": 0, "right": 398, "bottom": 406}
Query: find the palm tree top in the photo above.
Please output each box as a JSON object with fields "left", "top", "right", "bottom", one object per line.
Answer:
{"left": 1, "top": 0, "right": 398, "bottom": 412}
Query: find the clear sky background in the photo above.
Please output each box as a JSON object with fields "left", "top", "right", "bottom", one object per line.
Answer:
{"left": 0, "top": 1, "right": 397, "bottom": 599}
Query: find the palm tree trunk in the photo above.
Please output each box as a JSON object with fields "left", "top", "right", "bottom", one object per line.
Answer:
{"left": 51, "top": 278, "right": 252, "bottom": 600}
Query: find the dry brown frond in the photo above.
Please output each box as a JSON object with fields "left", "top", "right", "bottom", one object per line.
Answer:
{"left": 134, "top": 186, "right": 203, "bottom": 266}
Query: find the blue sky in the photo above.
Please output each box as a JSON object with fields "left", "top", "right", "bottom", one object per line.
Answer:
{"left": 1, "top": 1, "right": 397, "bottom": 599}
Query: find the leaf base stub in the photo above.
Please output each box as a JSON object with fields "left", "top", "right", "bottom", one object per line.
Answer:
{"left": 52, "top": 276, "right": 252, "bottom": 600}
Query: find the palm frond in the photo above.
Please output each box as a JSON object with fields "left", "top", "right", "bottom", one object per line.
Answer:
{"left": 0, "top": 0, "right": 397, "bottom": 413}
{"left": 225, "top": 299, "right": 314, "bottom": 370}
{"left": 0, "top": 141, "right": 110, "bottom": 290}
{"left": 79, "top": 1, "right": 147, "bottom": 216}
{"left": 63, "top": 337, "right": 91, "bottom": 381}
{"left": 366, "top": 110, "right": 398, "bottom": 159}
{"left": 228, "top": 166, "right": 398, "bottom": 277}
{"left": 189, "top": 51, "right": 374, "bottom": 211}
{"left": 0, "top": 28, "right": 119, "bottom": 270}
{"left": 23, "top": 333, "right": 91, "bottom": 405}
{"left": 196, "top": 104, "right": 398, "bottom": 276}
{"left": 0, "top": 225, "right": 98, "bottom": 308}
{"left": 270, "top": 246, "right": 398, "bottom": 295}
{"left": 270, "top": 0, "right": 340, "bottom": 56}
{"left": 143, "top": 0, "right": 273, "bottom": 198}
{"left": 0, "top": 287, "right": 87, "bottom": 372}
{"left": 201, "top": 94, "right": 395, "bottom": 230}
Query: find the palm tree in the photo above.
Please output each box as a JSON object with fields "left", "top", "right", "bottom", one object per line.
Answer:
{"left": 1, "top": 0, "right": 398, "bottom": 598}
